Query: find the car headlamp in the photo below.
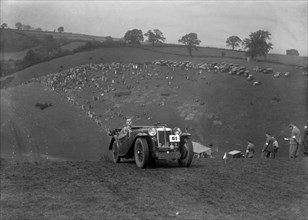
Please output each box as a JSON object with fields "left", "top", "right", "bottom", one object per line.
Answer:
{"left": 173, "top": 127, "right": 182, "bottom": 135}
{"left": 148, "top": 127, "right": 157, "bottom": 136}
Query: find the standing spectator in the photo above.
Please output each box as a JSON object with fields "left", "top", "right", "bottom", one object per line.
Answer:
{"left": 272, "top": 136, "right": 279, "bottom": 158}
{"left": 262, "top": 132, "right": 274, "bottom": 158}
{"left": 302, "top": 125, "right": 308, "bottom": 157}
{"left": 245, "top": 140, "right": 255, "bottom": 158}
{"left": 284, "top": 123, "right": 301, "bottom": 158}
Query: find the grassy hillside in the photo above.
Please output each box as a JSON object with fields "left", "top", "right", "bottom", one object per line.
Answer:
{"left": 0, "top": 47, "right": 190, "bottom": 87}
{"left": 0, "top": 29, "right": 116, "bottom": 53}
{"left": 0, "top": 47, "right": 39, "bottom": 61}
{"left": 142, "top": 46, "right": 308, "bottom": 66}
{"left": 1, "top": 46, "right": 307, "bottom": 161}
{"left": 1, "top": 157, "right": 307, "bottom": 219}
{"left": 0, "top": 29, "right": 40, "bottom": 52}
{"left": 1, "top": 46, "right": 307, "bottom": 88}
{"left": 13, "top": 29, "right": 113, "bottom": 41}
{"left": 1, "top": 83, "right": 106, "bottom": 161}
{"left": 0, "top": 29, "right": 127, "bottom": 77}
{"left": 1, "top": 38, "right": 307, "bottom": 220}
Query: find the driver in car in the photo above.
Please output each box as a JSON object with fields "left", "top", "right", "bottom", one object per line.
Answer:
{"left": 116, "top": 118, "right": 133, "bottom": 139}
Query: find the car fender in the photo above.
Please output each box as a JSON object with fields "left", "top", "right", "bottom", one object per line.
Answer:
{"left": 136, "top": 132, "right": 148, "bottom": 137}
{"left": 180, "top": 133, "right": 191, "bottom": 143}
{"left": 181, "top": 132, "right": 191, "bottom": 138}
{"left": 132, "top": 133, "right": 151, "bottom": 146}
{"left": 132, "top": 133, "right": 153, "bottom": 149}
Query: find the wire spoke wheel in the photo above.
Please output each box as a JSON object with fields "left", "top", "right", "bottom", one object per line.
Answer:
{"left": 134, "top": 138, "right": 149, "bottom": 168}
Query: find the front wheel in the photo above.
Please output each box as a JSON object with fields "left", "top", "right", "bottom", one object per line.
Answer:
{"left": 112, "top": 140, "right": 121, "bottom": 163}
{"left": 178, "top": 138, "right": 194, "bottom": 167}
{"left": 134, "top": 138, "right": 149, "bottom": 168}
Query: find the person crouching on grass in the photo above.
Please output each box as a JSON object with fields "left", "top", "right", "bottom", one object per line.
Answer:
{"left": 245, "top": 140, "right": 255, "bottom": 158}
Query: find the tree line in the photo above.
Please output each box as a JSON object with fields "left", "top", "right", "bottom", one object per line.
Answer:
{"left": 1, "top": 22, "right": 65, "bottom": 33}
{"left": 124, "top": 28, "right": 279, "bottom": 58}
{"left": 1, "top": 21, "right": 300, "bottom": 57}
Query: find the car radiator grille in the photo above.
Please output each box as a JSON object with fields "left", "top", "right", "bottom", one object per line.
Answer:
{"left": 157, "top": 130, "right": 172, "bottom": 146}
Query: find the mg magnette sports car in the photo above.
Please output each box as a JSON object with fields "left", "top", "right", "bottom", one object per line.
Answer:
{"left": 108, "top": 125, "right": 194, "bottom": 168}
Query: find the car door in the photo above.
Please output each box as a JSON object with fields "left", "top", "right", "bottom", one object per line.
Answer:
{"left": 118, "top": 130, "right": 132, "bottom": 155}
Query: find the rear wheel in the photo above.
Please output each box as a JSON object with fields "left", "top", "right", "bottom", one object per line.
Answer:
{"left": 178, "top": 138, "right": 194, "bottom": 167}
{"left": 112, "top": 140, "right": 120, "bottom": 163}
{"left": 134, "top": 138, "right": 149, "bottom": 168}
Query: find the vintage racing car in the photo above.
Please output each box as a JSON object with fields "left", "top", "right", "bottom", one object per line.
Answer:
{"left": 108, "top": 125, "right": 194, "bottom": 168}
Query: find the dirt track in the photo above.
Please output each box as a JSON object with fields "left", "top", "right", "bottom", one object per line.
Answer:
{"left": 1, "top": 157, "right": 307, "bottom": 219}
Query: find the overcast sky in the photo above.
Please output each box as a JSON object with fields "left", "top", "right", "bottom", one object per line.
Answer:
{"left": 1, "top": 0, "right": 307, "bottom": 56}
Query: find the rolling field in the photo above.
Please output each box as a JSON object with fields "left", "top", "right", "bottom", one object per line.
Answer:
{"left": 0, "top": 29, "right": 113, "bottom": 52}
{"left": 141, "top": 46, "right": 308, "bottom": 66}
{"left": 1, "top": 48, "right": 307, "bottom": 159}
{"left": 1, "top": 45, "right": 308, "bottom": 219}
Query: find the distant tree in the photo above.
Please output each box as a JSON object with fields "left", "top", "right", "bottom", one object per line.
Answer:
{"left": 242, "top": 30, "right": 273, "bottom": 59}
{"left": 105, "top": 36, "right": 113, "bottom": 42}
{"left": 57, "top": 26, "right": 64, "bottom": 33}
{"left": 23, "top": 49, "right": 41, "bottom": 64}
{"left": 226, "top": 36, "right": 242, "bottom": 50}
{"left": 15, "top": 22, "right": 22, "bottom": 30}
{"left": 22, "top": 24, "right": 32, "bottom": 31}
{"left": 1, "top": 23, "right": 8, "bottom": 29}
{"left": 34, "top": 28, "right": 43, "bottom": 32}
{"left": 178, "top": 33, "right": 201, "bottom": 57}
{"left": 286, "top": 49, "right": 299, "bottom": 56}
{"left": 124, "top": 29, "right": 144, "bottom": 46}
{"left": 144, "top": 29, "right": 166, "bottom": 46}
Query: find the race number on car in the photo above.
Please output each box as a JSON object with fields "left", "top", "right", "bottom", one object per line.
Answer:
{"left": 169, "top": 135, "right": 180, "bottom": 142}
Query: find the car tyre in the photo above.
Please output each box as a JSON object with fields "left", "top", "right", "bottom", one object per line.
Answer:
{"left": 134, "top": 138, "right": 149, "bottom": 168}
{"left": 178, "top": 138, "right": 193, "bottom": 167}
{"left": 112, "top": 140, "right": 120, "bottom": 163}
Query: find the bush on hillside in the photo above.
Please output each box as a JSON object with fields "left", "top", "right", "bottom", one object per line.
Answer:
{"left": 1, "top": 37, "right": 126, "bottom": 77}
{"left": 73, "top": 40, "right": 125, "bottom": 53}
{"left": 0, "top": 48, "right": 73, "bottom": 77}
{"left": 0, "top": 59, "right": 24, "bottom": 77}
{"left": 286, "top": 49, "right": 299, "bottom": 56}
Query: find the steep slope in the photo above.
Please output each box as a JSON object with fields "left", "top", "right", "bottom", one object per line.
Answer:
{"left": 1, "top": 83, "right": 107, "bottom": 161}
{"left": 0, "top": 47, "right": 307, "bottom": 161}
{"left": 0, "top": 47, "right": 188, "bottom": 88}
